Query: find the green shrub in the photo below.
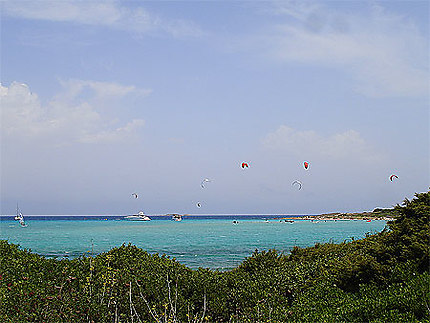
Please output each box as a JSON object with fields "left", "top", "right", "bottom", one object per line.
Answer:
{"left": 1, "top": 190, "right": 428, "bottom": 322}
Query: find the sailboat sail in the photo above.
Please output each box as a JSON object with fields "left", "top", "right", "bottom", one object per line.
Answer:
{"left": 14, "top": 204, "right": 21, "bottom": 220}
{"left": 15, "top": 204, "right": 27, "bottom": 227}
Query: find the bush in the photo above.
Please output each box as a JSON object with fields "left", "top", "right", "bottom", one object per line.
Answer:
{"left": 1, "top": 190, "right": 428, "bottom": 322}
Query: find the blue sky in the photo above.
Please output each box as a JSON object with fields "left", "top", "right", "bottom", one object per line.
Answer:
{"left": 1, "top": 1, "right": 428, "bottom": 215}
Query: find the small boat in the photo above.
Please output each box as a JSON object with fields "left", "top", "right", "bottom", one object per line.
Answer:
{"left": 172, "top": 214, "right": 182, "bottom": 221}
{"left": 124, "top": 211, "right": 151, "bottom": 221}
{"left": 15, "top": 204, "right": 27, "bottom": 227}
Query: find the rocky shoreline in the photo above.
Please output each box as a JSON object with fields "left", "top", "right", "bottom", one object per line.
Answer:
{"left": 281, "top": 211, "right": 395, "bottom": 221}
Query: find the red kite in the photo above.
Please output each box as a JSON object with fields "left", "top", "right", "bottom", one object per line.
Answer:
{"left": 303, "top": 161, "right": 310, "bottom": 170}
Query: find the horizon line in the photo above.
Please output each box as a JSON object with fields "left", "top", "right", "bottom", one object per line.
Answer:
{"left": 0, "top": 213, "right": 318, "bottom": 217}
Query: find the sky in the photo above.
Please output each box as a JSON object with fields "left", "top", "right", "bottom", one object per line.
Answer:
{"left": 1, "top": 0, "right": 429, "bottom": 215}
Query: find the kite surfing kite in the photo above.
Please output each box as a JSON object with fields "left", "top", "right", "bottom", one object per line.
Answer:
{"left": 303, "top": 161, "right": 310, "bottom": 170}
{"left": 389, "top": 174, "right": 398, "bottom": 182}
{"left": 292, "top": 180, "right": 302, "bottom": 190}
{"left": 201, "top": 178, "right": 211, "bottom": 188}
{"left": 241, "top": 162, "right": 249, "bottom": 169}
{"left": 131, "top": 193, "right": 138, "bottom": 199}
{"left": 196, "top": 202, "right": 202, "bottom": 208}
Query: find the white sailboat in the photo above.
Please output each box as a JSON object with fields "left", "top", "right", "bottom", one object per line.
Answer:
{"left": 15, "top": 204, "right": 27, "bottom": 227}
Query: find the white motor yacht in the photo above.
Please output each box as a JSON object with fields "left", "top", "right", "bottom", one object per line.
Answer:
{"left": 171, "top": 214, "right": 182, "bottom": 221}
{"left": 124, "top": 211, "right": 151, "bottom": 221}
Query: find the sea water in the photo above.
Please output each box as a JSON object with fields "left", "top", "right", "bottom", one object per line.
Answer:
{"left": 0, "top": 215, "right": 387, "bottom": 270}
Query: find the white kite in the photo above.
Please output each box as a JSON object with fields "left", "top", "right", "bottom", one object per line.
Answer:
{"left": 201, "top": 178, "right": 211, "bottom": 188}
{"left": 292, "top": 180, "right": 302, "bottom": 190}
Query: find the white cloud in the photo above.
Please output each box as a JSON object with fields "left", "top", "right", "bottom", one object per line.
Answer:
{"left": 1, "top": 80, "right": 147, "bottom": 144}
{"left": 2, "top": 0, "right": 203, "bottom": 38}
{"left": 2, "top": 1, "right": 121, "bottom": 25}
{"left": 81, "top": 119, "right": 145, "bottom": 144}
{"left": 266, "top": 2, "right": 429, "bottom": 97}
{"left": 0, "top": 82, "right": 51, "bottom": 137}
{"left": 262, "top": 125, "right": 384, "bottom": 163}
{"left": 58, "top": 79, "right": 152, "bottom": 101}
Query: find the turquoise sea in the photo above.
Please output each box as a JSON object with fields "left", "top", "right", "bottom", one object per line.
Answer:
{"left": 0, "top": 215, "right": 387, "bottom": 270}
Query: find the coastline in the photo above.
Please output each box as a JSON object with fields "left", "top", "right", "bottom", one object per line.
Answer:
{"left": 280, "top": 211, "right": 395, "bottom": 221}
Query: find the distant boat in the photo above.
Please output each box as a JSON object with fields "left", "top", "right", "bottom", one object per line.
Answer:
{"left": 15, "top": 204, "right": 27, "bottom": 227}
{"left": 124, "top": 211, "right": 151, "bottom": 221}
{"left": 172, "top": 214, "right": 182, "bottom": 221}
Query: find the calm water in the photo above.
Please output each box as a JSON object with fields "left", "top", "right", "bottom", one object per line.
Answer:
{"left": 0, "top": 215, "right": 387, "bottom": 270}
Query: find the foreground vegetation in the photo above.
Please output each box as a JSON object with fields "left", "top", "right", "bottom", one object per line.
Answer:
{"left": 1, "top": 191, "right": 429, "bottom": 322}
